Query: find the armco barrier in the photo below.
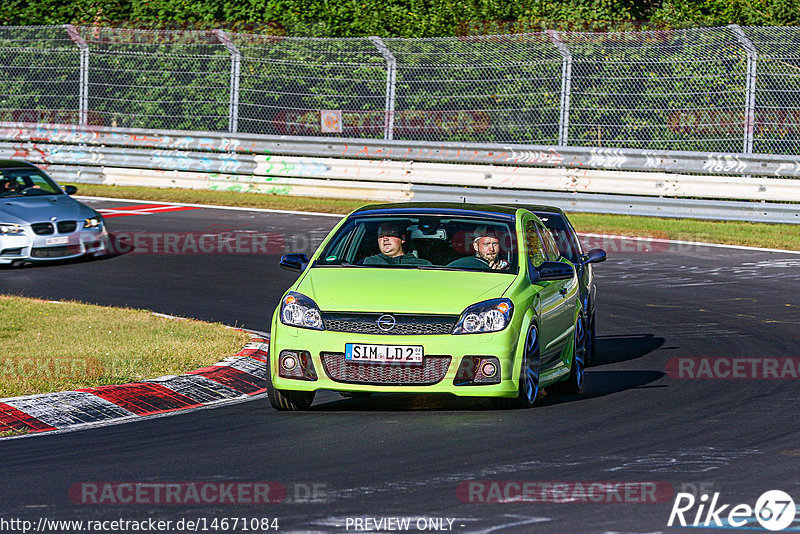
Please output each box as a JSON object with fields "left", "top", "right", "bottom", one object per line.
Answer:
{"left": 3, "top": 122, "right": 800, "bottom": 177}
{"left": 44, "top": 167, "right": 800, "bottom": 224}
{"left": 12, "top": 150, "right": 799, "bottom": 203}
{"left": 2, "top": 123, "right": 799, "bottom": 223}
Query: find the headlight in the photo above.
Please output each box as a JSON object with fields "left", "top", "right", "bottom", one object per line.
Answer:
{"left": 453, "top": 298, "right": 513, "bottom": 334}
{"left": 0, "top": 223, "right": 24, "bottom": 235}
{"left": 280, "top": 291, "right": 324, "bottom": 330}
{"left": 84, "top": 216, "right": 102, "bottom": 228}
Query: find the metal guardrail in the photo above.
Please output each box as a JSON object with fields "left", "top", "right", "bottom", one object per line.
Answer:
{"left": 6, "top": 142, "right": 800, "bottom": 203}
{"left": 52, "top": 165, "right": 800, "bottom": 224}
{"left": 411, "top": 186, "right": 800, "bottom": 224}
{"left": 3, "top": 123, "right": 800, "bottom": 178}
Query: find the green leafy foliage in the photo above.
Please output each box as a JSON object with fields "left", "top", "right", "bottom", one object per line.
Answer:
{"left": 1, "top": 0, "right": 798, "bottom": 36}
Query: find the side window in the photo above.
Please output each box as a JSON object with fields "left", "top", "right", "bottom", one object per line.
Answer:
{"left": 22, "top": 172, "right": 60, "bottom": 194}
{"left": 525, "top": 220, "right": 546, "bottom": 268}
{"left": 537, "top": 223, "right": 562, "bottom": 262}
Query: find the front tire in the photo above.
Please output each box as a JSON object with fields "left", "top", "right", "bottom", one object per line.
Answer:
{"left": 550, "top": 314, "right": 586, "bottom": 395}
{"left": 493, "top": 324, "right": 540, "bottom": 409}
{"left": 267, "top": 355, "right": 315, "bottom": 411}
{"left": 586, "top": 310, "right": 596, "bottom": 366}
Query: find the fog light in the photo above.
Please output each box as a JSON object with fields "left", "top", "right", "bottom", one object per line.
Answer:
{"left": 282, "top": 355, "right": 297, "bottom": 371}
{"left": 481, "top": 361, "right": 497, "bottom": 378}
{"left": 474, "top": 357, "right": 501, "bottom": 384}
{"left": 278, "top": 350, "right": 317, "bottom": 381}
{"left": 454, "top": 356, "right": 501, "bottom": 385}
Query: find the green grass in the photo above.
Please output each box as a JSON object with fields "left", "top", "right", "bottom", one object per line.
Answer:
{"left": 567, "top": 213, "right": 800, "bottom": 251}
{"left": 71, "top": 182, "right": 800, "bottom": 251}
{"left": 0, "top": 296, "right": 252, "bottom": 399}
{"left": 0, "top": 427, "right": 28, "bottom": 437}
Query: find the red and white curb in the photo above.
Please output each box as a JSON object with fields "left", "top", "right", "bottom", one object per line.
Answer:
{"left": 0, "top": 335, "right": 269, "bottom": 436}
{"left": 96, "top": 202, "right": 201, "bottom": 218}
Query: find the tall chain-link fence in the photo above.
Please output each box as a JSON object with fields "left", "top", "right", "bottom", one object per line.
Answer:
{"left": 0, "top": 24, "right": 798, "bottom": 154}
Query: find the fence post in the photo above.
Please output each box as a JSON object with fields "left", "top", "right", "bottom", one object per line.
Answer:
{"left": 547, "top": 30, "right": 572, "bottom": 146}
{"left": 369, "top": 36, "right": 397, "bottom": 141}
{"left": 65, "top": 24, "right": 89, "bottom": 127}
{"left": 214, "top": 30, "right": 241, "bottom": 134}
{"left": 729, "top": 25, "right": 758, "bottom": 154}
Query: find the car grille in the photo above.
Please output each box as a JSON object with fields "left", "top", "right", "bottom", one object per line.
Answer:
{"left": 31, "top": 223, "right": 54, "bottom": 235}
{"left": 30, "top": 245, "right": 81, "bottom": 258}
{"left": 322, "top": 313, "right": 458, "bottom": 335}
{"left": 320, "top": 352, "right": 451, "bottom": 385}
{"left": 57, "top": 221, "right": 77, "bottom": 233}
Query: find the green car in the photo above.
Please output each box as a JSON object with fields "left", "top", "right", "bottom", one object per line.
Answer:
{"left": 268, "top": 202, "right": 588, "bottom": 410}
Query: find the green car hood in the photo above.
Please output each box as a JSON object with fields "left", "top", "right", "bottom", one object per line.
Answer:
{"left": 298, "top": 267, "right": 516, "bottom": 314}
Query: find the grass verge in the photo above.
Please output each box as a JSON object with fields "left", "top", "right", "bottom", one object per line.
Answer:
{"left": 70, "top": 183, "right": 800, "bottom": 251}
{"left": 0, "top": 296, "right": 252, "bottom": 399}
{"left": 566, "top": 213, "right": 800, "bottom": 251}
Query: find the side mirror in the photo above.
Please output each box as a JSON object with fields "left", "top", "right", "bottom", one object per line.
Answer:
{"left": 63, "top": 185, "right": 78, "bottom": 195}
{"left": 582, "top": 248, "right": 606, "bottom": 265}
{"left": 537, "top": 261, "right": 574, "bottom": 281}
{"left": 279, "top": 253, "right": 309, "bottom": 272}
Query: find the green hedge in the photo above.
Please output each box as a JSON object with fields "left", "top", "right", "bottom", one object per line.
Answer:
{"left": 1, "top": 0, "right": 799, "bottom": 37}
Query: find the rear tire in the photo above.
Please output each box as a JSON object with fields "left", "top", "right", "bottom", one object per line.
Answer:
{"left": 267, "top": 355, "right": 315, "bottom": 411}
{"left": 492, "top": 324, "right": 540, "bottom": 409}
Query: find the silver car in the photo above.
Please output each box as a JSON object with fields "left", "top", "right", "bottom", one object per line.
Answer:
{"left": 0, "top": 160, "right": 107, "bottom": 266}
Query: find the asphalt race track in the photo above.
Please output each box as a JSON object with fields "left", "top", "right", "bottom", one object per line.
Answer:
{"left": 2, "top": 199, "right": 799, "bottom": 534}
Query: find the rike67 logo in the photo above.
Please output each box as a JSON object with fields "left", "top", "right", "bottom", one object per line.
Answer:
{"left": 668, "top": 490, "right": 797, "bottom": 531}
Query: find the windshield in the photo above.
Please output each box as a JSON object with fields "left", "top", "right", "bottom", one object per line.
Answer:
{"left": 315, "top": 215, "right": 518, "bottom": 274}
{"left": 0, "top": 168, "right": 64, "bottom": 198}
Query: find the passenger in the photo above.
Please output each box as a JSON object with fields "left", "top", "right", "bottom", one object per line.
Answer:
{"left": 448, "top": 226, "right": 509, "bottom": 270}
{"left": 362, "top": 222, "right": 432, "bottom": 266}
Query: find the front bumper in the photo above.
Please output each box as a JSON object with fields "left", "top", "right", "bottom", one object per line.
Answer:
{"left": 0, "top": 227, "right": 108, "bottom": 264}
{"left": 269, "top": 322, "right": 523, "bottom": 398}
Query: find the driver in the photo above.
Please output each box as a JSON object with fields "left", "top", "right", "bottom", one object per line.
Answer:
{"left": 362, "top": 222, "right": 431, "bottom": 266}
{"left": 448, "top": 226, "right": 509, "bottom": 270}
{"left": 0, "top": 179, "right": 18, "bottom": 193}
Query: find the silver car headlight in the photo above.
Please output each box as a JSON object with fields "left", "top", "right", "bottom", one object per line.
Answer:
{"left": 280, "top": 291, "right": 324, "bottom": 331}
{"left": 0, "top": 223, "right": 24, "bottom": 235}
{"left": 453, "top": 298, "right": 514, "bottom": 334}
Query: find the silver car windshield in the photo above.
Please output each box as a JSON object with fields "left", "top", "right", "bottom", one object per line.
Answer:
{"left": 0, "top": 169, "right": 63, "bottom": 198}
{"left": 315, "top": 215, "right": 519, "bottom": 274}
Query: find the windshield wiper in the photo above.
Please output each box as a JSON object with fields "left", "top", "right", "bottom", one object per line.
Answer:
{"left": 315, "top": 261, "right": 365, "bottom": 268}
{"left": 414, "top": 265, "right": 461, "bottom": 271}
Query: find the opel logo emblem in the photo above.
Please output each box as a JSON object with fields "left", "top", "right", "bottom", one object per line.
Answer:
{"left": 377, "top": 314, "right": 396, "bottom": 332}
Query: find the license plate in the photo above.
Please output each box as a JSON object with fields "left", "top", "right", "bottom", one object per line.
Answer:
{"left": 45, "top": 236, "right": 69, "bottom": 245}
{"left": 345, "top": 344, "right": 423, "bottom": 366}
